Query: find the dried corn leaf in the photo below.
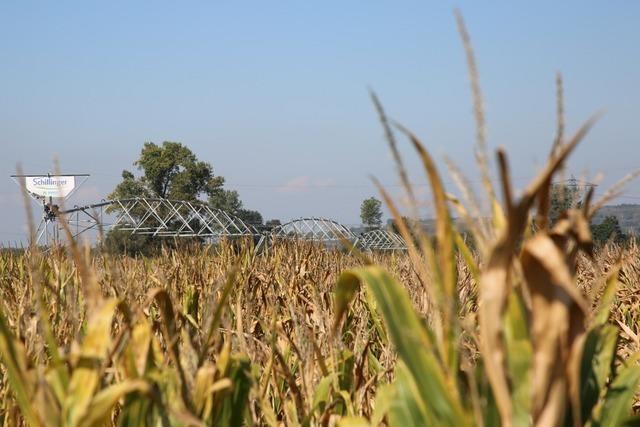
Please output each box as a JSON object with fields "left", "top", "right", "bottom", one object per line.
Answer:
{"left": 521, "top": 234, "right": 588, "bottom": 426}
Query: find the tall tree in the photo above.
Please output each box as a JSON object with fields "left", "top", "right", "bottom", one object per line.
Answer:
{"left": 106, "top": 141, "right": 262, "bottom": 252}
{"left": 591, "top": 215, "right": 626, "bottom": 245}
{"left": 109, "top": 141, "right": 224, "bottom": 201}
{"left": 208, "top": 189, "right": 243, "bottom": 213}
{"left": 237, "top": 209, "right": 263, "bottom": 226}
{"left": 360, "top": 197, "right": 383, "bottom": 229}
{"left": 548, "top": 181, "right": 582, "bottom": 225}
{"left": 109, "top": 170, "right": 151, "bottom": 199}
{"left": 208, "top": 189, "right": 263, "bottom": 226}
{"left": 265, "top": 219, "right": 282, "bottom": 229}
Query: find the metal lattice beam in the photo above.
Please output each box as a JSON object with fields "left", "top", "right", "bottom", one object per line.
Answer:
{"left": 34, "top": 199, "right": 406, "bottom": 253}
{"left": 356, "top": 229, "right": 407, "bottom": 251}
{"left": 272, "top": 217, "right": 356, "bottom": 243}
{"left": 36, "top": 197, "right": 258, "bottom": 245}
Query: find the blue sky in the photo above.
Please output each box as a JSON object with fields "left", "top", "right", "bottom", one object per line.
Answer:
{"left": 1, "top": 2, "right": 639, "bottom": 244}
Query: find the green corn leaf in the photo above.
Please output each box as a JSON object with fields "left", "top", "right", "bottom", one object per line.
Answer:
{"left": 581, "top": 325, "right": 618, "bottom": 424}
{"left": 193, "top": 364, "right": 216, "bottom": 417}
{"left": 259, "top": 397, "right": 279, "bottom": 427}
{"left": 339, "top": 349, "right": 355, "bottom": 395}
{"left": 336, "top": 267, "right": 470, "bottom": 426}
{"left": 80, "top": 380, "right": 150, "bottom": 427}
{"left": 363, "top": 286, "right": 388, "bottom": 344}
{"left": 215, "top": 355, "right": 253, "bottom": 427}
{"left": 591, "top": 354, "right": 640, "bottom": 427}
{"left": 117, "top": 397, "right": 157, "bottom": 427}
{"left": 312, "top": 374, "right": 336, "bottom": 412}
{"left": 620, "top": 415, "right": 640, "bottom": 427}
{"left": 338, "top": 390, "right": 355, "bottom": 417}
{"left": 454, "top": 230, "right": 480, "bottom": 284}
{"left": 388, "top": 362, "right": 435, "bottom": 427}
{"left": 503, "top": 292, "right": 532, "bottom": 426}
{"left": 45, "top": 366, "right": 68, "bottom": 410}
{"left": 284, "top": 400, "right": 301, "bottom": 427}
{"left": 333, "top": 271, "right": 360, "bottom": 335}
{"left": 367, "top": 349, "right": 384, "bottom": 377}
{"left": 371, "top": 383, "right": 396, "bottom": 426}
{"left": 593, "top": 265, "right": 621, "bottom": 326}
{"left": 398, "top": 127, "right": 459, "bottom": 374}
{"left": 0, "top": 310, "right": 41, "bottom": 426}
{"left": 63, "top": 298, "right": 120, "bottom": 427}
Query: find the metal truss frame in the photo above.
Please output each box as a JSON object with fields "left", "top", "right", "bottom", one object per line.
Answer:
{"left": 356, "top": 229, "right": 407, "bottom": 251}
{"left": 271, "top": 217, "right": 356, "bottom": 243}
{"left": 32, "top": 198, "right": 406, "bottom": 253}
{"left": 35, "top": 197, "right": 258, "bottom": 245}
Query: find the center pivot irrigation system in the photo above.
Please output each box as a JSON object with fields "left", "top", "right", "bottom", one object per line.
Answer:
{"left": 10, "top": 173, "right": 407, "bottom": 251}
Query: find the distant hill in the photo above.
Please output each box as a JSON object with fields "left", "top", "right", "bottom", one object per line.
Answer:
{"left": 379, "top": 204, "right": 640, "bottom": 237}
{"left": 590, "top": 204, "right": 640, "bottom": 235}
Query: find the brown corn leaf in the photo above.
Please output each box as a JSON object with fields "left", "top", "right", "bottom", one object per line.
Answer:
{"left": 521, "top": 234, "right": 588, "bottom": 426}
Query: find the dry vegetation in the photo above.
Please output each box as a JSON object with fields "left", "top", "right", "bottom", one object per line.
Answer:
{"left": 0, "top": 236, "right": 638, "bottom": 426}
{"left": 2, "top": 116, "right": 640, "bottom": 425}
{"left": 2, "top": 11, "right": 640, "bottom": 427}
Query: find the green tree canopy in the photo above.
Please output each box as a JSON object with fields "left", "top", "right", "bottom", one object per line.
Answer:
{"left": 237, "top": 209, "right": 263, "bottom": 226}
{"left": 591, "top": 215, "right": 626, "bottom": 245}
{"left": 265, "top": 219, "right": 282, "bottom": 228}
{"left": 208, "top": 188, "right": 243, "bottom": 213}
{"left": 208, "top": 189, "right": 263, "bottom": 226}
{"left": 109, "top": 170, "right": 152, "bottom": 200}
{"left": 548, "top": 182, "right": 582, "bottom": 225}
{"left": 106, "top": 141, "right": 263, "bottom": 253}
{"left": 360, "top": 197, "right": 383, "bottom": 229}
{"left": 109, "top": 141, "right": 224, "bottom": 201}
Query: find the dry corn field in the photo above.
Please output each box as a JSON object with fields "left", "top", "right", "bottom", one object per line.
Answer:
{"left": 2, "top": 121, "right": 640, "bottom": 426}
{"left": 0, "top": 233, "right": 639, "bottom": 427}
{"left": 4, "top": 116, "right": 640, "bottom": 426}
{"left": 2, "top": 15, "right": 640, "bottom": 427}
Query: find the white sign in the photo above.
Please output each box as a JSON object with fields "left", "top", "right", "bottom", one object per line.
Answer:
{"left": 25, "top": 176, "right": 76, "bottom": 199}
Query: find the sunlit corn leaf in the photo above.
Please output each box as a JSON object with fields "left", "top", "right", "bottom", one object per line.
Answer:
{"left": 395, "top": 124, "right": 459, "bottom": 373}
{"left": 312, "top": 373, "right": 337, "bottom": 413}
{"left": 130, "top": 322, "right": 154, "bottom": 378}
{"left": 284, "top": 400, "right": 301, "bottom": 427}
{"left": 454, "top": 230, "right": 480, "bottom": 284}
{"left": 0, "top": 310, "right": 40, "bottom": 426}
{"left": 63, "top": 298, "right": 120, "bottom": 426}
{"left": 148, "top": 288, "right": 193, "bottom": 412}
{"left": 259, "top": 396, "right": 279, "bottom": 427}
{"left": 80, "top": 379, "right": 150, "bottom": 427}
{"left": 367, "top": 349, "right": 384, "bottom": 377}
{"left": 45, "top": 366, "right": 68, "bottom": 413}
{"left": 364, "top": 288, "right": 388, "bottom": 344}
{"left": 335, "top": 267, "right": 470, "bottom": 426}
{"left": 337, "top": 416, "right": 370, "bottom": 427}
{"left": 199, "top": 265, "right": 238, "bottom": 366}
{"left": 193, "top": 364, "right": 216, "bottom": 417}
{"left": 370, "top": 383, "right": 395, "bottom": 426}
{"left": 593, "top": 265, "right": 621, "bottom": 327}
